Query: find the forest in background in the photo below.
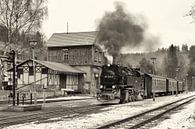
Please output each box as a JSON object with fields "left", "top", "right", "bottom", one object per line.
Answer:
{"left": 119, "top": 44, "right": 194, "bottom": 80}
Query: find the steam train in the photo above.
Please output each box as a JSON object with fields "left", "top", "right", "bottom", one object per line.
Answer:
{"left": 97, "top": 64, "right": 185, "bottom": 103}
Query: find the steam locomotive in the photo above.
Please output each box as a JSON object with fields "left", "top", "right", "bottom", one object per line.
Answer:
{"left": 97, "top": 64, "right": 185, "bottom": 103}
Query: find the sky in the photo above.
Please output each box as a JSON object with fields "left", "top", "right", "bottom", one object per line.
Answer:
{"left": 42, "top": 0, "right": 195, "bottom": 49}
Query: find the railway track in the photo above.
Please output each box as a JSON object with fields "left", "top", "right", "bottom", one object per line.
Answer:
{"left": 96, "top": 95, "right": 195, "bottom": 129}
{"left": 0, "top": 104, "right": 104, "bottom": 128}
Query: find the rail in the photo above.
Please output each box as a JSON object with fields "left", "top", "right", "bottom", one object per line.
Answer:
{"left": 96, "top": 94, "right": 195, "bottom": 129}
{"left": 0, "top": 104, "right": 104, "bottom": 128}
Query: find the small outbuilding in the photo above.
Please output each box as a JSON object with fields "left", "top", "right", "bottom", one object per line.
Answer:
{"left": 7, "top": 59, "right": 85, "bottom": 98}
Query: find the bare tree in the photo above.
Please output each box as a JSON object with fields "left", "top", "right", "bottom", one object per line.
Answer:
{"left": 186, "top": 5, "right": 195, "bottom": 22}
{"left": 0, "top": 0, "right": 47, "bottom": 87}
{"left": 0, "top": 0, "right": 48, "bottom": 53}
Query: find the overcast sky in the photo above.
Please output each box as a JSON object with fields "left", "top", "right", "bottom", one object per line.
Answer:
{"left": 42, "top": 0, "right": 195, "bottom": 49}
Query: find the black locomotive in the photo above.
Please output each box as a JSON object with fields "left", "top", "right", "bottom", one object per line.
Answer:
{"left": 97, "top": 64, "right": 185, "bottom": 103}
{"left": 97, "top": 64, "right": 144, "bottom": 103}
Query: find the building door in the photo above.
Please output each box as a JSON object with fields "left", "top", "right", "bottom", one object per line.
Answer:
{"left": 60, "top": 74, "right": 66, "bottom": 89}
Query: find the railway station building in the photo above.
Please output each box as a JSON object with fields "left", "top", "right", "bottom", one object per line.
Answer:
{"left": 46, "top": 31, "right": 106, "bottom": 96}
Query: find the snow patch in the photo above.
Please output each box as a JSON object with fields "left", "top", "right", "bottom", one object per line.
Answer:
{"left": 4, "top": 92, "right": 195, "bottom": 129}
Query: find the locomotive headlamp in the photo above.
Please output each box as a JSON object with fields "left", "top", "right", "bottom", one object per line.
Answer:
{"left": 112, "top": 85, "right": 116, "bottom": 89}
{"left": 100, "top": 85, "right": 103, "bottom": 89}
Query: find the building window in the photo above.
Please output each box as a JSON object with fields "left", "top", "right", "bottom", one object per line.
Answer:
{"left": 29, "top": 66, "right": 34, "bottom": 75}
{"left": 94, "top": 49, "right": 98, "bottom": 62}
{"left": 17, "top": 69, "right": 23, "bottom": 79}
{"left": 98, "top": 52, "right": 102, "bottom": 63}
{"left": 66, "top": 75, "right": 78, "bottom": 90}
{"left": 63, "top": 49, "right": 69, "bottom": 61}
{"left": 41, "top": 68, "right": 48, "bottom": 74}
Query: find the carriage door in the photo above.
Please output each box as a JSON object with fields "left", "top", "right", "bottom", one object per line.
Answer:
{"left": 60, "top": 74, "right": 66, "bottom": 89}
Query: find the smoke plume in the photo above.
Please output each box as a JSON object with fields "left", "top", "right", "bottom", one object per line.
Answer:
{"left": 97, "top": 2, "right": 145, "bottom": 64}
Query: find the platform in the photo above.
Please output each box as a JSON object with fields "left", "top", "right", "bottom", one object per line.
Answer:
{"left": 6, "top": 104, "right": 42, "bottom": 112}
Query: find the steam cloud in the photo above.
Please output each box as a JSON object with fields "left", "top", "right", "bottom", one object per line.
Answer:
{"left": 97, "top": 2, "right": 160, "bottom": 64}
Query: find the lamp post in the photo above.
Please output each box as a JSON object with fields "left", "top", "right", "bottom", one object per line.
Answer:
{"left": 29, "top": 40, "right": 37, "bottom": 105}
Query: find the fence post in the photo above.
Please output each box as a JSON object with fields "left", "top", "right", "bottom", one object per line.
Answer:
{"left": 30, "top": 93, "right": 33, "bottom": 104}
{"left": 22, "top": 94, "right": 25, "bottom": 105}
{"left": 17, "top": 93, "right": 19, "bottom": 105}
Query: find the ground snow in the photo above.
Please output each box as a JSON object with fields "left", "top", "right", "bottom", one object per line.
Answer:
{"left": 151, "top": 100, "right": 195, "bottom": 129}
{"left": 3, "top": 92, "right": 195, "bottom": 129}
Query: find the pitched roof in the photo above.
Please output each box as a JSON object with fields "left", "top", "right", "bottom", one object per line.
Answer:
{"left": 35, "top": 60, "right": 85, "bottom": 74}
{"left": 46, "top": 31, "right": 98, "bottom": 47}
{"left": 14, "top": 59, "right": 85, "bottom": 74}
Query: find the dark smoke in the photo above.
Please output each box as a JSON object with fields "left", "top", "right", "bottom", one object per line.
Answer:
{"left": 97, "top": 2, "right": 145, "bottom": 64}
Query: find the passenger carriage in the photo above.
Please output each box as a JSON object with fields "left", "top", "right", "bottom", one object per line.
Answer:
{"left": 177, "top": 80, "right": 185, "bottom": 93}
{"left": 144, "top": 74, "right": 167, "bottom": 98}
{"left": 167, "top": 78, "right": 177, "bottom": 95}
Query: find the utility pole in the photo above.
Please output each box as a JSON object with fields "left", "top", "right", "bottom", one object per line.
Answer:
{"left": 67, "top": 22, "right": 69, "bottom": 34}
{"left": 151, "top": 57, "right": 156, "bottom": 75}
{"left": 29, "top": 40, "right": 37, "bottom": 105}
{"left": 151, "top": 57, "right": 156, "bottom": 101}
{"left": 175, "top": 67, "right": 179, "bottom": 97}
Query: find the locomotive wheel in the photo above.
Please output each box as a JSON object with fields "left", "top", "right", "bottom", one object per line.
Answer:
{"left": 128, "top": 95, "right": 136, "bottom": 102}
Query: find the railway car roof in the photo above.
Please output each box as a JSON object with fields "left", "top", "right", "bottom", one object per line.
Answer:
{"left": 145, "top": 73, "right": 167, "bottom": 79}
{"left": 135, "top": 70, "right": 145, "bottom": 76}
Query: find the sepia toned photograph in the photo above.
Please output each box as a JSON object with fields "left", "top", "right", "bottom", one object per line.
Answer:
{"left": 0, "top": 0, "right": 195, "bottom": 129}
